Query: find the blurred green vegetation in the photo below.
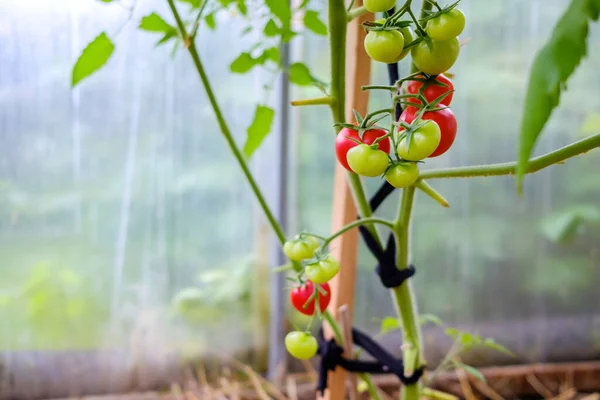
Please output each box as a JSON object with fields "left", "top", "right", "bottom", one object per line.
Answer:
{"left": 0, "top": 0, "right": 599, "bottom": 355}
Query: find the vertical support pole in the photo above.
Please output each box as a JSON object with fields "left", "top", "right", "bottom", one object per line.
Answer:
{"left": 321, "top": 2, "right": 373, "bottom": 399}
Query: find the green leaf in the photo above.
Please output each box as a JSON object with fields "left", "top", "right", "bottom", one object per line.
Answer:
{"left": 230, "top": 52, "right": 257, "bottom": 74}
{"left": 156, "top": 30, "right": 178, "bottom": 47}
{"left": 205, "top": 13, "right": 216, "bottom": 30}
{"left": 516, "top": 0, "right": 600, "bottom": 192}
{"left": 453, "top": 361, "right": 486, "bottom": 383}
{"left": 303, "top": 10, "right": 328, "bottom": 35}
{"left": 265, "top": 0, "right": 292, "bottom": 29}
{"left": 72, "top": 32, "right": 115, "bottom": 87}
{"left": 244, "top": 105, "right": 275, "bottom": 158}
{"left": 178, "top": 0, "right": 202, "bottom": 7}
{"left": 261, "top": 47, "right": 280, "bottom": 65}
{"left": 236, "top": 0, "right": 247, "bottom": 15}
{"left": 264, "top": 19, "right": 280, "bottom": 37}
{"left": 419, "top": 313, "right": 442, "bottom": 326}
{"left": 139, "top": 12, "right": 174, "bottom": 33}
{"left": 483, "top": 338, "right": 516, "bottom": 357}
{"left": 380, "top": 317, "right": 400, "bottom": 334}
{"left": 540, "top": 205, "right": 600, "bottom": 244}
{"left": 289, "top": 62, "right": 313, "bottom": 86}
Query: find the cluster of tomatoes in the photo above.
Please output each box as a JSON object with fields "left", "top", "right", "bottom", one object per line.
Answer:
{"left": 335, "top": 2, "right": 464, "bottom": 187}
{"left": 282, "top": 234, "right": 338, "bottom": 360}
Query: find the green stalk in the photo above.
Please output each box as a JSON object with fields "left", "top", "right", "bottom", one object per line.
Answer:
{"left": 391, "top": 186, "right": 422, "bottom": 400}
{"left": 323, "top": 217, "right": 395, "bottom": 248}
{"left": 419, "top": 132, "right": 600, "bottom": 180}
{"left": 166, "top": 0, "right": 306, "bottom": 273}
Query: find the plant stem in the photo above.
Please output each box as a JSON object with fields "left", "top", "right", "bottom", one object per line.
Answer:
{"left": 166, "top": 0, "right": 307, "bottom": 274}
{"left": 415, "top": 180, "right": 449, "bottom": 208}
{"left": 347, "top": 5, "right": 367, "bottom": 21}
{"left": 290, "top": 96, "right": 335, "bottom": 106}
{"left": 323, "top": 217, "right": 395, "bottom": 248}
{"left": 391, "top": 186, "right": 422, "bottom": 400}
{"left": 419, "top": 132, "right": 600, "bottom": 180}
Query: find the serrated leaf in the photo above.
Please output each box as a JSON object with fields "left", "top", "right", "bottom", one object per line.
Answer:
{"left": 244, "top": 105, "right": 275, "bottom": 158}
{"left": 289, "top": 62, "right": 313, "bottom": 86}
{"left": 265, "top": 0, "right": 292, "bottom": 29}
{"left": 230, "top": 52, "right": 256, "bottom": 74}
{"left": 264, "top": 19, "right": 280, "bottom": 37}
{"left": 453, "top": 361, "right": 486, "bottom": 383}
{"left": 72, "top": 32, "right": 114, "bottom": 87}
{"left": 380, "top": 317, "right": 400, "bottom": 334}
{"left": 516, "top": 0, "right": 600, "bottom": 192}
{"left": 483, "top": 338, "right": 516, "bottom": 357}
{"left": 139, "top": 12, "right": 174, "bottom": 33}
{"left": 205, "top": 13, "right": 216, "bottom": 30}
{"left": 303, "top": 10, "right": 328, "bottom": 35}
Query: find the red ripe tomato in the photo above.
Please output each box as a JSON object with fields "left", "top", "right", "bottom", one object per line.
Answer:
{"left": 335, "top": 127, "right": 391, "bottom": 171}
{"left": 290, "top": 281, "right": 331, "bottom": 316}
{"left": 406, "top": 74, "right": 454, "bottom": 107}
{"left": 400, "top": 106, "right": 457, "bottom": 158}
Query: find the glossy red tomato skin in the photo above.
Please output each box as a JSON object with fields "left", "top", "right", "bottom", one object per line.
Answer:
{"left": 400, "top": 106, "right": 457, "bottom": 158}
{"left": 290, "top": 281, "right": 331, "bottom": 316}
{"left": 406, "top": 74, "right": 454, "bottom": 107}
{"left": 335, "top": 127, "right": 391, "bottom": 171}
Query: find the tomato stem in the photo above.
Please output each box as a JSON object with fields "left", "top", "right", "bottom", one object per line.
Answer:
{"left": 414, "top": 180, "right": 450, "bottom": 208}
{"left": 290, "top": 96, "right": 335, "bottom": 107}
{"left": 346, "top": 5, "right": 367, "bottom": 22}
{"left": 322, "top": 217, "right": 395, "bottom": 249}
{"left": 165, "top": 0, "right": 304, "bottom": 273}
{"left": 419, "top": 132, "right": 600, "bottom": 180}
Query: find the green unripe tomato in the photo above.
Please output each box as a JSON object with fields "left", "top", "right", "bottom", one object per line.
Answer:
{"left": 346, "top": 144, "right": 389, "bottom": 177}
{"left": 426, "top": 9, "right": 466, "bottom": 41}
{"left": 411, "top": 37, "right": 460, "bottom": 75}
{"left": 283, "top": 235, "right": 320, "bottom": 261}
{"left": 285, "top": 331, "right": 318, "bottom": 360}
{"left": 364, "top": 30, "right": 405, "bottom": 64}
{"left": 364, "top": 0, "right": 396, "bottom": 13}
{"left": 384, "top": 162, "right": 419, "bottom": 188}
{"left": 397, "top": 120, "right": 441, "bottom": 161}
{"left": 305, "top": 255, "right": 341, "bottom": 284}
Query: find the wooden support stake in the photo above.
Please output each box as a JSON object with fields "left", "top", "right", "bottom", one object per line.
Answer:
{"left": 320, "top": 1, "right": 373, "bottom": 399}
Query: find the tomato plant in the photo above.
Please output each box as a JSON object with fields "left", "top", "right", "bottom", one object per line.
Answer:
{"left": 411, "top": 37, "right": 460, "bottom": 75}
{"left": 346, "top": 144, "right": 389, "bottom": 177}
{"left": 426, "top": 8, "right": 466, "bottom": 41}
{"left": 406, "top": 73, "right": 454, "bottom": 106}
{"left": 290, "top": 281, "right": 331, "bottom": 316}
{"left": 385, "top": 162, "right": 419, "bottom": 188}
{"left": 285, "top": 331, "right": 318, "bottom": 360}
{"left": 364, "top": 0, "right": 397, "bottom": 13}
{"left": 335, "top": 127, "right": 391, "bottom": 172}
{"left": 397, "top": 120, "right": 441, "bottom": 161}
{"left": 364, "top": 30, "right": 405, "bottom": 64}
{"left": 400, "top": 106, "right": 457, "bottom": 158}
{"left": 283, "top": 235, "right": 320, "bottom": 261}
{"left": 305, "top": 255, "right": 341, "bottom": 284}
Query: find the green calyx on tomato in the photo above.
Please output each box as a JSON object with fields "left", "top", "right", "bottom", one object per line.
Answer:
{"left": 335, "top": 125, "right": 391, "bottom": 172}
{"left": 305, "top": 254, "right": 340, "bottom": 284}
{"left": 396, "top": 119, "right": 441, "bottom": 161}
{"left": 384, "top": 162, "right": 419, "bottom": 189}
{"left": 283, "top": 234, "right": 320, "bottom": 261}
{"left": 346, "top": 143, "right": 390, "bottom": 177}
{"left": 364, "top": 30, "right": 405, "bottom": 64}
{"left": 364, "top": 0, "right": 396, "bottom": 13}
{"left": 285, "top": 331, "right": 318, "bottom": 360}
{"left": 411, "top": 37, "right": 460, "bottom": 75}
{"left": 405, "top": 73, "right": 454, "bottom": 107}
{"left": 290, "top": 281, "right": 331, "bottom": 316}
{"left": 425, "top": 8, "right": 466, "bottom": 41}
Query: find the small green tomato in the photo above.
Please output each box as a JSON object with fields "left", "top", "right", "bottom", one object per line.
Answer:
{"left": 346, "top": 144, "right": 389, "bottom": 177}
{"left": 397, "top": 120, "right": 441, "bottom": 161}
{"left": 305, "top": 255, "right": 341, "bottom": 284}
{"left": 283, "top": 236, "right": 320, "bottom": 261}
{"left": 384, "top": 162, "right": 419, "bottom": 188}
{"left": 285, "top": 331, "right": 318, "bottom": 360}
{"left": 364, "top": 30, "right": 405, "bottom": 64}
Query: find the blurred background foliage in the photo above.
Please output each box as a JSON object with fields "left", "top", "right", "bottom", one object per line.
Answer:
{"left": 0, "top": 0, "right": 599, "bottom": 370}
